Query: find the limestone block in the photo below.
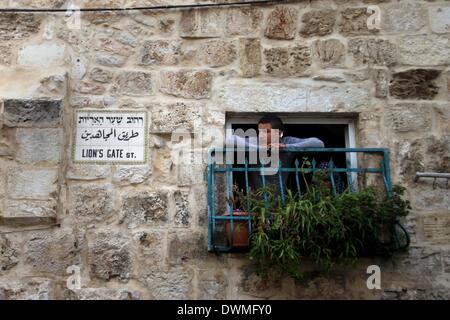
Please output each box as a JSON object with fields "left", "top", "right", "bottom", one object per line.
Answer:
{"left": 382, "top": 2, "right": 427, "bottom": 33}
{"left": 3, "top": 99, "right": 62, "bottom": 127}
{"left": 18, "top": 43, "right": 65, "bottom": 68}
{"left": 174, "top": 190, "right": 190, "bottom": 227}
{"left": 0, "top": 278, "right": 53, "bottom": 300}
{"left": 220, "top": 82, "right": 308, "bottom": 112}
{"left": 239, "top": 38, "right": 261, "bottom": 78}
{"left": 293, "top": 273, "right": 346, "bottom": 299}
{"left": 312, "top": 39, "right": 345, "bottom": 68}
{"left": 142, "top": 266, "right": 194, "bottom": 299}
{"left": 339, "top": 7, "right": 379, "bottom": 36}
{"left": 398, "top": 35, "right": 450, "bottom": 66}
{"left": 348, "top": 38, "right": 397, "bottom": 67}
{"left": 139, "top": 40, "right": 181, "bottom": 66}
{"left": 82, "top": 0, "right": 125, "bottom": 25}
{"left": 0, "top": 13, "right": 42, "bottom": 40}
{"left": 224, "top": 7, "right": 263, "bottom": 36}
{"left": 160, "top": 70, "right": 212, "bottom": 99}
{"left": 198, "top": 40, "right": 236, "bottom": 68}
{"left": 95, "top": 52, "right": 127, "bottom": 67}
{"left": 36, "top": 74, "right": 66, "bottom": 96}
{"left": 422, "top": 213, "right": 450, "bottom": 244}
{"left": 69, "top": 96, "right": 106, "bottom": 109}
{"left": 66, "top": 165, "right": 110, "bottom": 181}
{"left": 167, "top": 230, "right": 207, "bottom": 264}
{"left": 240, "top": 264, "right": 283, "bottom": 299}
{"left": 0, "top": 235, "right": 19, "bottom": 272}
{"left": 89, "top": 68, "right": 113, "bottom": 83}
{"left": 0, "top": 44, "right": 12, "bottom": 65}
{"left": 15, "top": 0, "right": 65, "bottom": 8}
{"left": 112, "top": 71, "right": 153, "bottom": 96}
{"left": 370, "top": 68, "right": 389, "bottom": 98}
{"left": 264, "top": 46, "right": 311, "bottom": 76}
{"left": 180, "top": 9, "right": 222, "bottom": 38}
{"left": 307, "top": 84, "right": 370, "bottom": 112}
{"left": 384, "top": 103, "right": 433, "bottom": 133}
{"left": 300, "top": 9, "right": 336, "bottom": 37}
{"left": 393, "top": 247, "right": 443, "bottom": 276}
{"left": 0, "top": 166, "right": 5, "bottom": 195}
{"left": 24, "top": 229, "right": 81, "bottom": 274}
{"left": 149, "top": 102, "right": 203, "bottom": 133}
{"left": 389, "top": 69, "right": 440, "bottom": 100}
{"left": 57, "top": 28, "right": 92, "bottom": 54}
{"left": 429, "top": 6, "right": 450, "bottom": 34}
{"left": 265, "top": 6, "right": 299, "bottom": 40}
{"left": 120, "top": 190, "right": 169, "bottom": 228}
{"left": 16, "top": 128, "right": 61, "bottom": 164}
{"left": 198, "top": 269, "right": 227, "bottom": 300}
{"left": 130, "top": 12, "right": 176, "bottom": 35}
{"left": 409, "top": 186, "right": 450, "bottom": 212}
{"left": 435, "top": 103, "right": 450, "bottom": 133}
{"left": 73, "top": 81, "right": 106, "bottom": 95}
{"left": 112, "top": 166, "right": 151, "bottom": 185}
{"left": 68, "top": 184, "right": 114, "bottom": 224}
{"left": 220, "top": 81, "right": 369, "bottom": 113}
{"left": 88, "top": 229, "right": 132, "bottom": 281}
{"left": 7, "top": 168, "right": 58, "bottom": 200}
{"left": 2, "top": 199, "right": 57, "bottom": 226}
{"left": 133, "top": 230, "right": 164, "bottom": 266}
{"left": 393, "top": 134, "right": 449, "bottom": 182}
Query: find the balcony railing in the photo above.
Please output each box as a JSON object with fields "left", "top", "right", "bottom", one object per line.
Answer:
{"left": 207, "top": 147, "right": 393, "bottom": 253}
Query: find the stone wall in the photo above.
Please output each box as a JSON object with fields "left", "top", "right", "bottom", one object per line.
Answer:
{"left": 0, "top": 0, "right": 449, "bottom": 299}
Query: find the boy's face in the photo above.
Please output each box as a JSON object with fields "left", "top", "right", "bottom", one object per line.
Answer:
{"left": 258, "top": 122, "right": 280, "bottom": 146}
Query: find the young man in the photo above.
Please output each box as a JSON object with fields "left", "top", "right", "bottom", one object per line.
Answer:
{"left": 226, "top": 115, "right": 325, "bottom": 194}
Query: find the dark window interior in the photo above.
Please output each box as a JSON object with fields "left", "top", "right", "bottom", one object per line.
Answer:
{"left": 230, "top": 123, "right": 349, "bottom": 193}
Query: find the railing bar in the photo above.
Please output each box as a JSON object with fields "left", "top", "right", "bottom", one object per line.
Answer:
{"left": 245, "top": 158, "right": 252, "bottom": 237}
{"left": 312, "top": 157, "right": 317, "bottom": 178}
{"left": 214, "top": 167, "right": 383, "bottom": 173}
{"left": 213, "top": 216, "right": 255, "bottom": 220}
{"left": 278, "top": 159, "right": 285, "bottom": 204}
{"left": 211, "top": 161, "right": 216, "bottom": 251}
{"left": 380, "top": 159, "right": 390, "bottom": 199}
{"left": 261, "top": 165, "right": 268, "bottom": 209}
{"left": 295, "top": 158, "right": 301, "bottom": 196}
{"left": 207, "top": 161, "right": 213, "bottom": 251}
{"left": 226, "top": 164, "right": 234, "bottom": 246}
{"left": 329, "top": 158, "right": 336, "bottom": 196}
{"left": 346, "top": 154, "right": 354, "bottom": 193}
{"left": 415, "top": 172, "right": 450, "bottom": 180}
{"left": 383, "top": 150, "right": 393, "bottom": 197}
{"left": 213, "top": 147, "right": 389, "bottom": 153}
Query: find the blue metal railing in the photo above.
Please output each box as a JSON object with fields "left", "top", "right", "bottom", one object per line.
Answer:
{"left": 207, "top": 147, "right": 393, "bottom": 252}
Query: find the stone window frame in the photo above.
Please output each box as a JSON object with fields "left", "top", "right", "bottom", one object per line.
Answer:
{"left": 225, "top": 112, "right": 358, "bottom": 183}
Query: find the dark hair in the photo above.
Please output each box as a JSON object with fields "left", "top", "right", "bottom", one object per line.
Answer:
{"left": 258, "top": 114, "right": 284, "bottom": 131}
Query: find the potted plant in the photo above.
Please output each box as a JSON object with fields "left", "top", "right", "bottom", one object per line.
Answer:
{"left": 248, "top": 182, "right": 411, "bottom": 281}
{"left": 224, "top": 185, "right": 253, "bottom": 248}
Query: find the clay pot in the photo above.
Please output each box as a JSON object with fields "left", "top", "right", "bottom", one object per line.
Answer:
{"left": 224, "top": 211, "right": 250, "bottom": 248}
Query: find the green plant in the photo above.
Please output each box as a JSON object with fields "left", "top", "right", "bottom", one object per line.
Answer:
{"left": 247, "top": 181, "right": 411, "bottom": 281}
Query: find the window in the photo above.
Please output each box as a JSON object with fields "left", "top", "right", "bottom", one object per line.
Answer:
{"left": 226, "top": 113, "right": 358, "bottom": 195}
{"left": 207, "top": 113, "right": 392, "bottom": 253}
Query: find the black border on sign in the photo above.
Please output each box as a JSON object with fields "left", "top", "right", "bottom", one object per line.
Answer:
{"left": 72, "top": 109, "right": 149, "bottom": 165}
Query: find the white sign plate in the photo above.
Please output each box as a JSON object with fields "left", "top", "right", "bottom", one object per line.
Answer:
{"left": 73, "top": 110, "right": 148, "bottom": 164}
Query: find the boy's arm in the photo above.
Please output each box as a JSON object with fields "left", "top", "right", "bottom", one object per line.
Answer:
{"left": 225, "top": 134, "right": 259, "bottom": 149}
{"left": 282, "top": 136, "right": 325, "bottom": 148}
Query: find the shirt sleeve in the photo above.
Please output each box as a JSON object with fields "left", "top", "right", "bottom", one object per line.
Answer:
{"left": 225, "top": 135, "right": 259, "bottom": 149}
{"left": 282, "top": 136, "right": 325, "bottom": 148}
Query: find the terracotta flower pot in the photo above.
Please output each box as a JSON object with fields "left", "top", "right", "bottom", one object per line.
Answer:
{"left": 224, "top": 211, "right": 250, "bottom": 248}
